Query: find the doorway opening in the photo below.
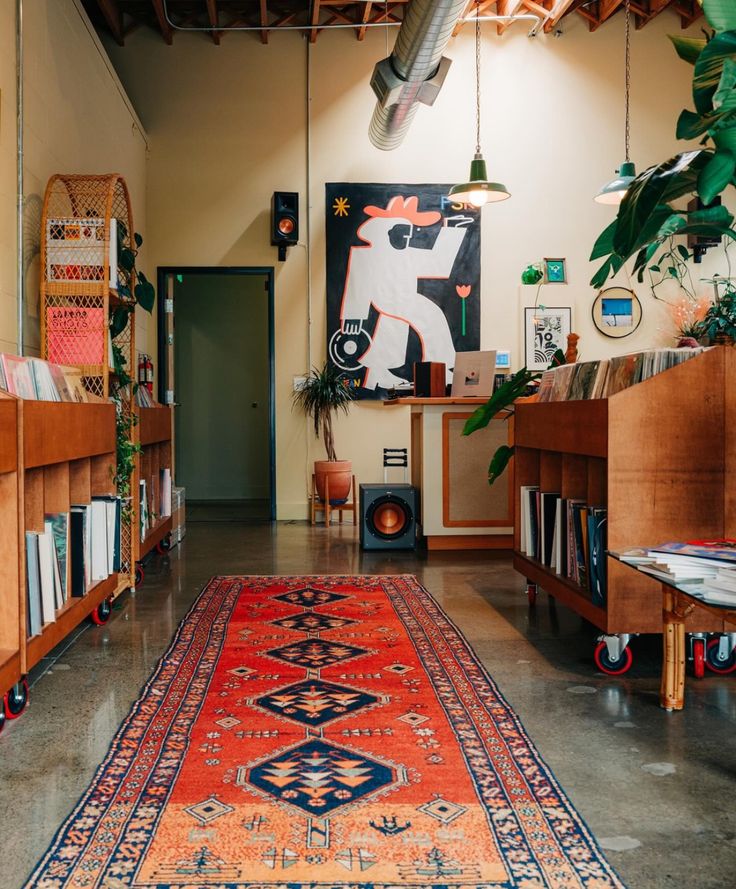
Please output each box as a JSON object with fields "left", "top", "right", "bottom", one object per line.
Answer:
{"left": 157, "top": 267, "right": 275, "bottom": 522}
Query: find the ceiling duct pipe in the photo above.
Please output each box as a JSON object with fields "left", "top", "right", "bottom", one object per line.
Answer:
{"left": 369, "top": 0, "right": 467, "bottom": 151}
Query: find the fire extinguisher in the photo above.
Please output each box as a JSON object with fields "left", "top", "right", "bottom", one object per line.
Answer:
{"left": 137, "top": 354, "right": 147, "bottom": 387}
{"left": 145, "top": 355, "right": 154, "bottom": 393}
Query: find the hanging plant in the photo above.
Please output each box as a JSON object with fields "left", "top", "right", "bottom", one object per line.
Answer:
{"left": 110, "top": 227, "right": 155, "bottom": 338}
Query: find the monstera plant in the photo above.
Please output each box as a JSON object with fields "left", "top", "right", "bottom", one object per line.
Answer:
{"left": 590, "top": 0, "right": 736, "bottom": 291}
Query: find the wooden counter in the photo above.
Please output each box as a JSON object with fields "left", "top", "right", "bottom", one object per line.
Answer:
{"left": 385, "top": 398, "right": 513, "bottom": 550}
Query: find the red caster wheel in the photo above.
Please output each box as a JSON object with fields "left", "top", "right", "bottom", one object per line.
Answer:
{"left": 156, "top": 535, "right": 171, "bottom": 555}
{"left": 4, "top": 679, "right": 29, "bottom": 720}
{"left": 91, "top": 598, "right": 112, "bottom": 626}
{"left": 526, "top": 583, "right": 537, "bottom": 606}
{"left": 594, "top": 640, "right": 633, "bottom": 675}
{"left": 135, "top": 565, "right": 144, "bottom": 587}
{"left": 692, "top": 638, "right": 706, "bottom": 679}
{"left": 706, "top": 638, "right": 736, "bottom": 674}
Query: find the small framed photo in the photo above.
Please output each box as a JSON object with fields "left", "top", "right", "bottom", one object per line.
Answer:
{"left": 451, "top": 350, "right": 496, "bottom": 397}
{"left": 592, "top": 287, "right": 642, "bottom": 338}
{"left": 524, "top": 307, "right": 572, "bottom": 371}
{"left": 544, "top": 257, "right": 567, "bottom": 284}
{"left": 495, "top": 350, "right": 511, "bottom": 369}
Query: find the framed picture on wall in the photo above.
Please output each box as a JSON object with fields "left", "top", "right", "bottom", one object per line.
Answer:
{"left": 524, "top": 307, "right": 572, "bottom": 371}
{"left": 592, "top": 287, "right": 642, "bottom": 337}
{"left": 544, "top": 258, "right": 567, "bottom": 284}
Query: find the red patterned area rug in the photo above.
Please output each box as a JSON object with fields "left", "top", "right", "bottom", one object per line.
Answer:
{"left": 27, "top": 575, "right": 625, "bottom": 889}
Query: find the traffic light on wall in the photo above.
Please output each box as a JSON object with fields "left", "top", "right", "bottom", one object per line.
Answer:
{"left": 271, "top": 191, "right": 299, "bottom": 261}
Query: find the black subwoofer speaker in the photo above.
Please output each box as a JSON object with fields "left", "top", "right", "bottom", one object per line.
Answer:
{"left": 360, "top": 483, "right": 418, "bottom": 550}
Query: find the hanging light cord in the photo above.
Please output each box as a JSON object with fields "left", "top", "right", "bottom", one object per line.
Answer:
{"left": 475, "top": 2, "right": 482, "bottom": 154}
{"left": 624, "top": 0, "right": 631, "bottom": 163}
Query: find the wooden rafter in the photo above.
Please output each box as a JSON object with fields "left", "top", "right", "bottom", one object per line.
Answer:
{"left": 673, "top": 0, "right": 703, "bottom": 28}
{"left": 96, "top": 0, "right": 124, "bottom": 46}
{"left": 206, "top": 0, "right": 221, "bottom": 44}
{"left": 151, "top": 0, "right": 173, "bottom": 43}
{"left": 544, "top": 0, "right": 579, "bottom": 32}
{"left": 310, "top": 0, "right": 321, "bottom": 43}
{"left": 453, "top": 1, "right": 498, "bottom": 37}
{"left": 260, "top": 0, "right": 269, "bottom": 44}
{"left": 634, "top": 0, "right": 670, "bottom": 29}
{"left": 497, "top": 0, "right": 526, "bottom": 35}
{"left": 358, "top": 2, "right": 373, "bottom": 40}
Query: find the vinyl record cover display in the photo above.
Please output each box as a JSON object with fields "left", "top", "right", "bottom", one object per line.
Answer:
{"left": 326, "top": 184, "right": 481, "bottom": 400}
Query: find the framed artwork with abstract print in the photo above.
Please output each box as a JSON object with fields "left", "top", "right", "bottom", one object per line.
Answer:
{"left": 524, "top": 306, "right": 572, "bottom": 371}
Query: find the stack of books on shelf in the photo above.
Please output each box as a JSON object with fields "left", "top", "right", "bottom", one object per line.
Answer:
{"left": 618, "top": 540, "right": 736, "bottom": 607}
{"left": 139, "top": 469, "right": 172, "bottom": 542}
{"left": 536, "top": 347, "right": 707, "bottom": 402}
{"left": 135, "top": 385, "right": 161, "bottom": 408}
{"left": 520, "top": 486, "right": 607, "bottom": 605}
{"left": 25, "top": 496, "right": 121, "bottom": 637}
{"left": 0, "top": 354, "right": 93, "bottom": 403}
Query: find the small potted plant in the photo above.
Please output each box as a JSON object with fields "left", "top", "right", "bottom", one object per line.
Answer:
{"left": 293, "top": 362, "right": 355, "bottom": 503}
{"left": 696, "top": 277, "right": 736, "bottom": 344}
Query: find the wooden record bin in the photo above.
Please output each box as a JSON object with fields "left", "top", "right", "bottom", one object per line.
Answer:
{"left": 20, "top": 400, "right": 119, "bottom": 671}
{"left": 513, "top": 347, "right": 734, "bottom": 671}
{"left": 134, "top": 406, "right": 173, "bottom": 578}
{"left": 0, "top": 393, "right": 23, "bottom": 722}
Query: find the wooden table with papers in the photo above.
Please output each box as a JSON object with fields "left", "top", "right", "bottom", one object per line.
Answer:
{"left": 614, "top": 554, "right": 736, "bottom": 710}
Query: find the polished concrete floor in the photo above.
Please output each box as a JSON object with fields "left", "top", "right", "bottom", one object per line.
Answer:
{"left": 1, "top": 521, "right": 734, "bottom": 889}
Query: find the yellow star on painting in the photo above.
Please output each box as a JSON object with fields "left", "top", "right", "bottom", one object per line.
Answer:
{"left": 333, "top": 197, "right": 350, "bottom": 217}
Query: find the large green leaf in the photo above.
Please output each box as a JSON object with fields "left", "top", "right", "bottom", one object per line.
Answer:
{"left": 110, "top": 306, "right": 130, "bottom": 338}
{"left": 713, "top": 57, "right": 736, "bottom": 111}
{"left": 688, "top": 203, "right": 734, "bottom": 227}
{"left": 703, "top": 0, "right": 736, "bottom": 32}
{"left": 590, "top": 220, "right": 617, "bottom": 260}
{"left": 119, "top": 247, "right": 136, "bottom": 272}
{"left": 692, "top": 31, "right": 736, "bottom": 115}
{"left": 463, "top": 369, "right": 536, "bottom": 436}
{"left": 488, "top": 445, "right": 514, "bottom": 486}
{"left": 135, "top": 277, "right": 156, "bottom": 313}
{"left": 613, "top": 152, "right": 707, "bottom": 256}
{"left": 669, "top": 34, "right": 708, "bottom": 66}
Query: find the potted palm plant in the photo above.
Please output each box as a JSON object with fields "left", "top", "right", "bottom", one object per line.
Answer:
{"left": 293, "top": 363, "right": 355, "bottom": 503}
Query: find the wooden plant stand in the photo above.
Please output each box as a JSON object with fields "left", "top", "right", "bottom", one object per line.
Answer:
{"left": 310, "top": 474, "right": 357, "bottom": 527}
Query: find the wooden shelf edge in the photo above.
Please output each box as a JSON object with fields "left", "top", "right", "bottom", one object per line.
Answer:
{"left": 138, "top": 406, "right": 172, "bottom": 446}
{"left": 513, "top": 552, "right": 608, "bottom": 630}
{"left": 139, "top": 516, "right": 173, "bottom": 561}
{"left": 25, "top": 573, "right": 118, "bottom": 669}
{"left": 23, "top": 401, "right": 116, "bottom": 467}
{"left": 0, "top": 650, "right": 22, "bottom": 694}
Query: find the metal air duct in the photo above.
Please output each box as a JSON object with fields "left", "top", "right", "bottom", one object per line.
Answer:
{"left": 369, "top": 0, "right": 467, "bottom": 151}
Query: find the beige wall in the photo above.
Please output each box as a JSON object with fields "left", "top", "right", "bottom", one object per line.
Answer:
{"left": 103, "top": 11, "right": 707, "bottom": 519}
{"left": 0, "top": 0, "right": 150, "bottom": 358}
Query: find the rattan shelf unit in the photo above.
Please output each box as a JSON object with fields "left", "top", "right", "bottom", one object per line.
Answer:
{"left": 40, "top": 174, "right": 138, "bottom": 591}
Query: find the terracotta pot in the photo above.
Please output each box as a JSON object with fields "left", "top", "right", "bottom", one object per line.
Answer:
{"left": 315, "top": 460, "right": 352, "bottom": 504}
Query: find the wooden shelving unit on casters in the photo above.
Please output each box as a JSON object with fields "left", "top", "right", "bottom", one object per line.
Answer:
{"left": 0, "top": 394, "right": 25, "bottom": 732}
{"left": 0, "top": 396, "right": 121, "bottom": 733}
{"left": 513, "top": 346, "right": 735, "bottom": 677}
{"left": 133, "top": 406, "right": 173, "bottom": 588}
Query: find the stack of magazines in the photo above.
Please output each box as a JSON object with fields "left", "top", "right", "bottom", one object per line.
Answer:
{"left": 617, "top": 539, "right": 736, "bottom": 606}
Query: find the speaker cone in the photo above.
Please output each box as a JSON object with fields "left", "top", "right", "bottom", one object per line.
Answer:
{"left": 366, "top": 495, "right": 412, "bottom": 540}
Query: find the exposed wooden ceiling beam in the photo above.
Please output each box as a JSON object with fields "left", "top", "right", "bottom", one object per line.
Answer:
{"left": 673, "top": 0, "right": 703, "bottom": 28}
{"left": 634, "top": 0, "right": 670, "bottom": 29}
{"left": 358, "top": 1, "right": 373, "bottom": 41}
{"left": 151, "top": 0, "right": 173, "bottom": 43}
{"left": 544, "top": 0, "right": 579, "bottom": 32}
{"left": 309, "top": 0, "right": 321, "bottom": 43}
{"left": 259, "top": 0, "right": 269, "bottom": 43}
{"left": 497, "top": 0, "right": 526, "bottom": 35}
{"left": 96, "top": 0, "right": 124, "bottom": 46}
{"left": 205, "top": 0, "right": 221, "bottom": 44}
